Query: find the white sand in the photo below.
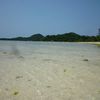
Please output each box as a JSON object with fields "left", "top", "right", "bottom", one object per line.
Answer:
{"left": 78, "top": 42, "right": 100, "bottom": 45}
{"left": 0, "top": 41, "right": 100, "bottom": 100}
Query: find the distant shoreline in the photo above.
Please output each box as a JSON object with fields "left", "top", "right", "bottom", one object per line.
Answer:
{"left": 0, "top": 39, "right": 100, "bottom": 46}
{"left": 79, "top": 42, "right": 100, "bottom": 44}
{"left": 78, "top": 42, "right": 100, "bottom": 47}
{"left": 0, "top": 33, "right": 100, "bottom": 42}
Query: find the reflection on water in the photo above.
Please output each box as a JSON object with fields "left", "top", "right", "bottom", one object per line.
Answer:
{"left": 11, "top": 44, "right": 20, "bottom": 56}
{"left": 11, "top": 44, "right": 24, "bottom": 59}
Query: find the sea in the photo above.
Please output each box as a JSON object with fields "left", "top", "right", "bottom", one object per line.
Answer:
{"left": 0, "top": 41, "right": 100, "bottom": 100}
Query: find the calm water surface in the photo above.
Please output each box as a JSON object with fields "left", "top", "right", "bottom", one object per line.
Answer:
{"left": 0, "top": 41, "right": 100, "bottom": 100}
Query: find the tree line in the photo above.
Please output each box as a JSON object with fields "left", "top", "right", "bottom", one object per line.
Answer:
{"left": 0, "top": 32, "right": 100, "bottom": 42}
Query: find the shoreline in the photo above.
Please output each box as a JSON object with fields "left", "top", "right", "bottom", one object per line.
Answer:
{"left": 78, "top": 42, "right": 100, "bottom": 47}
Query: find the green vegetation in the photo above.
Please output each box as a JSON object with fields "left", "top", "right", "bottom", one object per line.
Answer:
{"left": 0, "top": 32, "right": 100, "bottom": 42}
{"left": 96, "top": 44, "right": 100, "bottom": 47}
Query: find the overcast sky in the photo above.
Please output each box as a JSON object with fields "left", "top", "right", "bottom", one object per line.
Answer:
{"left": 0, "top": 0, "right": 100, "bottom": 38}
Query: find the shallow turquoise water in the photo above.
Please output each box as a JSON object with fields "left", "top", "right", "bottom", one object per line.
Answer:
{"left": 0, "top": 41, "right": 100, "bottom": 60}
{"left": 0, "top": 41, "right": 100, "bottom": 100}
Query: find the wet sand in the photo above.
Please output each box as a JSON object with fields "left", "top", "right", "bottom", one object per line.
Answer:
{"left": 0, "top": 41, "right": 100, "bottom": 100}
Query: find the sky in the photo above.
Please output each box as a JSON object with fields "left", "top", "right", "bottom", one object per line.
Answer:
{"left": 0, "top": 0, "right": 100, "bottom": 38}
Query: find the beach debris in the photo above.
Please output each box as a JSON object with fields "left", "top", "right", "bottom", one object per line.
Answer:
{"left": 83, "top": 59, "right": 88, "bottom": 61}
{"left": 28, "top": 79, "right": 32, "bottom": 81}
{"left": 64, "top": 69, "right": 67, "bottom": 72}
{"left": 46, "top": 86, "right": 51, "bottom": 88}
{"left": 16, "top": 76, "right": 23, "bottom": 79}
{"left": 43, "top": 59, "right": 57, "bottom": 62}
{"left": 3, "top": 52, "right": 7, "bottom": 54}
{"left": 18, "top": 56, "right": 24, "bottom": 59}
{"left": 13, "top": 91, "right": 19, "bottom": 95}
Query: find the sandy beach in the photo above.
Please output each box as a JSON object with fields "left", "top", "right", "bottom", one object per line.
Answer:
{"left": 0, "top": 41, "right": 100, "bottom": 100}
{"left": 79, "top": 42, "right": 100, "bottom": 44}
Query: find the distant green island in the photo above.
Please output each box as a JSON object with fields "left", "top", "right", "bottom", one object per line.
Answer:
{"left": 0, "top": 32, "right": 100, "bottom": 42}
